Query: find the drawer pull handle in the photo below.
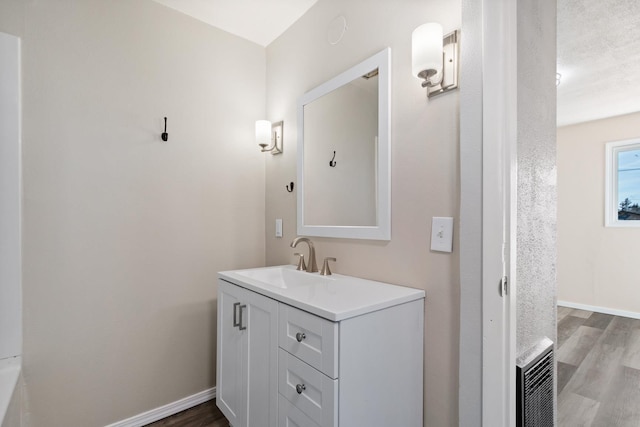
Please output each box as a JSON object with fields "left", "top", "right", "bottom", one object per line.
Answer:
{"left": 233, "top": 302, "right": 240, "bottom": 327}
{"left": 238, "top": 304, "right": 247, "bottom": 331}
{"left": 295, "top": 332, "right": 306, "bottom": 342}
{"left": 296, "top": 384, "right": 306, "bottom": 394}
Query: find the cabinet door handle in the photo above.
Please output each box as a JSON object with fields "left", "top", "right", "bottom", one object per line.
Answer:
{"left": 238, "top": 304, "right": 247, "bottom": 331}
{"left": 296, "top": 384, "right": 306, "bottom": 394}
{"left": 295, "top": 332, "right": 306, "bottom": 342}
{"left": 233, "top": 302, "right": 241, "bottom": 327}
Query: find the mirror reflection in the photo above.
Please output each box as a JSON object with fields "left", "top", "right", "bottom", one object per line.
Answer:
{"left": 303, "top": 72, "right": 378, "bottom": 226}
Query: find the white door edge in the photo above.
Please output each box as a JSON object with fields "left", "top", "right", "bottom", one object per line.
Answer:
{"left": 480, "top": 0, "right": 517, "bottom": 426}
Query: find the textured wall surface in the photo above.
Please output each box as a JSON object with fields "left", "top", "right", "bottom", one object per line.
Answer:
{"left": 265, "top": 1, "right": 461, "bottom": 425}
{"left": 9, "top": 1, "right": 266, "bottom": 425}
{"left": 516, "top": 0, "right": 557, "bottom": 357}
{"left": 558, "top": 112, "right": 640, "bottom": 314}
{"left": 557, "top": 0, "right": 640, "bottom": 126}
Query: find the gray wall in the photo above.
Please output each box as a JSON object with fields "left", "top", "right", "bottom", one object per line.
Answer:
{"left": 557, "top": 112, "right": 640, "bottom": 315}
{"left": 0, "top": 30, "right": 21, "bottom": 362}
{"left": 1, "top": 1, "right": 267, "bottom": 425}
{"left": 0, "top": 0, "right": 23, "bottom": 38}
{"left": 265, "top": 1, "right": 461, "bottom": 425}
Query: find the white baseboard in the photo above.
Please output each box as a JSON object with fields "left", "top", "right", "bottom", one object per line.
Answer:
{"left": 558, "top": 300, "right": 640, "bottom": 320}
{"left": 105, "top": 387, "right": 216, "bottom": 427}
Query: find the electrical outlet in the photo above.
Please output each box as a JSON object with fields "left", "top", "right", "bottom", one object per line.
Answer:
{"left": 275, "top": 219, "right": 283, "bottom": 238}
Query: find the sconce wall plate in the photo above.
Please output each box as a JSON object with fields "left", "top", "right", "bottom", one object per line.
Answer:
{"left": 427, "top": 30, "right": 459, "bottom": 98}
{"left": 270, "top": 121, "right": 283, "bottom": 155}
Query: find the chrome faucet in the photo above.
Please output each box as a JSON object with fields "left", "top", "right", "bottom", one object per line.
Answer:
{"left": 290, "top": 237, "right": 318, "bottom": 273}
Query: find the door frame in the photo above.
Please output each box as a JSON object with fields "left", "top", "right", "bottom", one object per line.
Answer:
{"left": 0, "top": 31, "right": 22, "bottom": 361}
{"left": 460, "top": 1, "right": 517, "bottom": 425}
{"left": 481, "top": 0, "right": 518, "bottom": 425}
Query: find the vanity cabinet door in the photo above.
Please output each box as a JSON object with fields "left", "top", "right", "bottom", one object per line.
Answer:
{"left": 244, "top": 284, "right": 278, "bottom": 427}
{"left": 217, "top": 280, "right": 278, "bottom": 427}
{"left": 217, "top": 280, "right": 244, "bottom": 426}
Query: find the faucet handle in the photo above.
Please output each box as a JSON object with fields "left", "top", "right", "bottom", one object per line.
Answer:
{"left": 294, "top": 253, "right": 307, "bottom": 271}
{"left": 320, "top": 257, "right": 336, "bottom": 276}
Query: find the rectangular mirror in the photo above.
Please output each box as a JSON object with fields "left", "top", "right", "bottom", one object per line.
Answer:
{"left": 297, "top": 48, "right": 391, "bottom": 240}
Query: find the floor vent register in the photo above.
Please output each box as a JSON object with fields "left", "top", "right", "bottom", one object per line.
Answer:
{"left": 516, "top": 337, "right": 554, "bottom": 427}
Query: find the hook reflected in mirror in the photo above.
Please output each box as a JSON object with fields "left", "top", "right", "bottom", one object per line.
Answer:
{"left": 329, "top": 151, "right": 337, "bottom": 167}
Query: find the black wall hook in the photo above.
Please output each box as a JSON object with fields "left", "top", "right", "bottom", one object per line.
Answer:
{"left": 286, "top": 182, "right": 294, "bottom": 192}
{"left": 329, "top": 151, "right": 337, "bottom": 167}
{"left": 161, "top": 117, "right": 168, "bottom": 141}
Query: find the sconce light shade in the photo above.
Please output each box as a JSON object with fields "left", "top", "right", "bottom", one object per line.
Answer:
{"left": 255, "top": 119, "right": 283, "bottom": 154}
{"left": 412, "top": 23, "right": 460, "bottom": 98}
{"left": 412, "top": 23, "right": 443, "bottom": 81}
{"left": 256, "top": 120, "right": 272, "bottom": 149}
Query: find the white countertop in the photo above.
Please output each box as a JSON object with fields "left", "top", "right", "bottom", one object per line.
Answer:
{"left": 218, "top": 265, "right": 425, "bottom": 321}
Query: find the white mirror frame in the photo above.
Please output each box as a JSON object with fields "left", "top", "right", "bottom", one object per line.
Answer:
{"left": 297, "top": 47, "right": 391, "bottom": 240}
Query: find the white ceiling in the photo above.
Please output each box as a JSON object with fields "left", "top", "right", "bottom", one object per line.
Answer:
{"left": 152, "top": 0, "right": 640, "bottom": 127}
{"left": 557, "top": 0, "right": 640, "bottom": 126}
{"left": 152, "top": 0, "right": 318, "bottom": 47}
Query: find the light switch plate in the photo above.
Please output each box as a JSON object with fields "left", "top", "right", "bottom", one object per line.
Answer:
{"left": 275, "top": 219, "right": 283, "bottom": 238}
{"left": 431, "top": 217, "right": 453, "bottom": 253}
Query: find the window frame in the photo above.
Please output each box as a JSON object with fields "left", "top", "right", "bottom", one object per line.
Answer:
{"left": 605, "top": 138, "right": 640, "bottom": 227}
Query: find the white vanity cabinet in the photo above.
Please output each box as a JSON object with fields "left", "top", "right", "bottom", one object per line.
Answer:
{"left": 216, "top": 280, "right": 278, "bottom": 427}
{"left": 217, "top": 266, "right": 425, "bottom": 427}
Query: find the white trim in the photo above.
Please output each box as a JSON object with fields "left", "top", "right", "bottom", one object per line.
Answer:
{"left": 105, "top": 387, "right": 216, "bottom": 427}
{"left": 557, "top": 300, "right": 640, "bottom": 320}
{"left": 605, "top": 138, "right": 640, "bottom": 227}
{"left": 481, "top": 0, "right": 517, "bottom": 426}
{"left": 458, "top": 0, "right": 484, "bottom": 423}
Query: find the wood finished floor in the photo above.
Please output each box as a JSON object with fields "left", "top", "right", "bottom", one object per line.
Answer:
{"left": 147, "top": 308, "right": 640, "bottom": 427}
{"left": 557, "top": 307, "right": 640, "bottom": 427}
{"left": 144, "top": 400, "right": 228, "bottom": 427}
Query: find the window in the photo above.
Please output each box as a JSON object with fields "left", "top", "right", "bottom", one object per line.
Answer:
{"left": 605, "top": 138, "right": 640, "bottom": 227}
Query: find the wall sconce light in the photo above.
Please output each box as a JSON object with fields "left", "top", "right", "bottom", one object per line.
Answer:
{"left": 412, "top": 23, "right": 459, "bottom": 98}
{"left": 255, "top": 120, "right": 283, "bottom": 154}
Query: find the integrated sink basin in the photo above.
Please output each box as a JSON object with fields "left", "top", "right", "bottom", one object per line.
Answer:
{"left": 218, "top": 265, "right": 425, "bottom": 321}
{"left": 234, "top": 265, "right": 332, "bottom": 289}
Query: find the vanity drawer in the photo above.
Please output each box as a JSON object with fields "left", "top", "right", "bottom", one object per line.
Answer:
{"left": 279, "top": 304, "right": 338, "bottom": 378}
{"left": 279, "top": 395, "right": 320, "bottom": 427}
{"left": 278, "top": 349, "right": 338, "bottom": 427}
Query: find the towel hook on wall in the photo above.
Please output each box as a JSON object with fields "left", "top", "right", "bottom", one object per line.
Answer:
{"left": 286, "top": 182, "right": 295, "bottom": 193}
{"left": 329, "top": 151, "right": 337, "bottom": 167}
{"left": 161, "top": 117, "right": 168, "bottom": 141}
